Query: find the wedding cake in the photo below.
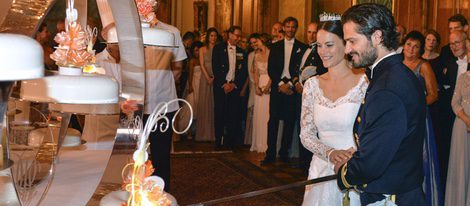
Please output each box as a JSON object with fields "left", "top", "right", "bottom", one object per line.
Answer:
{"left": 20, "top": 74, "right": 119, "bottom": 104}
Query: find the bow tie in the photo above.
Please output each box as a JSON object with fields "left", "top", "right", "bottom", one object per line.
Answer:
{"left": 281, "top": 77, "right": 291, "bottom": 83}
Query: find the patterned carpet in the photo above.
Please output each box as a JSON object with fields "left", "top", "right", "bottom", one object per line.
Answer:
{"left": 170, "top": 153, "right": 304, "bottom": 206}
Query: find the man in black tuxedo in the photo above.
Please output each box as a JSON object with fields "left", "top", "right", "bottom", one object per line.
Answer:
{"left": 438, "top": 30, "right": 469, "bottom": 189}
{"left": 262, "top": 17, "right": 307, "bottom": 164}
{"left": 299, "top": 22, "right": 327, "bottom": 77}
{"left": 336, "top": 4, "right": 426, "bottom": 205}
{"left": 438, "top": 14, "right": 468, "bottom": 74}
{"left": 434, "top": 15, "right": 468, "bottom": 190}
{"left": 212, "top": 26, "right": 248, "bottom": 149}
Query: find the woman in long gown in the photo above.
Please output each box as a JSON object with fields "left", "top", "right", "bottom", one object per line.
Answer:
{"left": 402, "top": 31, "right": 442, "bottom": 206}
{"left": 195, "top": 28, "right": 218, "bottom": 142}
{"left": 250, "top": 33, "right": 270, "bottom": 152}
{"left": 243, "top": 34, "right": 258, "bottom": 145}
{"left": 178, "top": 41, "right": 203, "bottom": 134}
{"left": 445, "top": 40, "right": 470, "bottom": 206}
{"left": 422, "top": 30, "right": 441, "bottom": 143}
{"left": 300, "top": 18, "right": 366, "bottom": 206}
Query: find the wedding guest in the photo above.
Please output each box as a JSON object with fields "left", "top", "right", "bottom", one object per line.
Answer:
{"left": 193, "top": 30, "right": 201, "bottom": 42}
{"left": 396, "top": 24, "right": 407, "bottom": 53}
{"left": 446, "top": 39, "right": 470, "bottom": 206}
{"left": 262, "top": 17, "right": 307, "bottom": 164}
{"left": 212, "top": 25, "right": 248, "bottom": 149}
{"left": 438, "top": 30, "right": 469, "bottom": 189}
{"left": 436, "top": 15, "right": 468, "bottom": 89}
{"left": 439, "top": 14, "right": 468, "bottom": 65}
{"left": 35, "top": 23, "right": 55, "bottom": 71}
{"left": 238, "top": 35, "right": 250, "bottom": 52}
{"left": 177, "top": 31, "right": 196, "bottom": 98}
{"left": 299, "top": 22, "right": 326, "bottom": 78}
{"left": 260, "top": 33, "right": 273, "bottom": 47}
{"left": 243, "top": 33, "right": 260, "bottom": 145}
{"left": 277, "top": 30, "right": 285, "bottom": 41}
{"left": 423, "top": 29, "right": 442, "bottom": 86}
{"left": 178, "top": 41, "right": 204, "bottom": 137}
{"left": 250, "top": 33, "right": 271, "bottom": 153}
{"left": 195, "top": 27, "right": 218, "bottom": 142}
{"left": 271, "top": 22, "right": 283, "bottom": 43}
{"left": 188, "top": 41, "right": 204, "bottom": 112}
{"left": 403, "top": 31, "right": 439, "bottom": 105}
{"left": 402, "top": 31, "right": 443, "bottom": 206}
{"left": 183, "top": 32, "right": 196, "bottom": 54}
{"left": 422, "top": 30, "right": 441, "bottom": 61}
{"left": 239, "top": 34, "right": 251, "bottom": 138}
{"left": 422, "top": 29, "right": 442, "bottom": 157}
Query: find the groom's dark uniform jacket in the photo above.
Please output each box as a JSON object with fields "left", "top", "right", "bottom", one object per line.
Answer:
{"left": 337, "top": 54, "right": 426, "bottom": 205}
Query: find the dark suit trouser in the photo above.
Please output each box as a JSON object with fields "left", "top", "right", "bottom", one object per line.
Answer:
{"left": 213, "top": 88, "right": 243, "bottom": 147}
{"left": 265, "top": 92, "right": 297, "bottom": 160}
{"left": 144, "top": 111, "right": 175, "bottom": 192}
{"left": 437, "top": 90, "right": 455, "bottom": 190}
{"left": 70, "top": 114, "right": 83, "bottom": 133}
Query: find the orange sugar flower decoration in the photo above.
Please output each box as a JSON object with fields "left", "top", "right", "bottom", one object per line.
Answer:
{"left": 135, "top": 0, "right": 157, "bottom": 23}
{"left": 50, "top": 21, "right": 93, "bottom": 67}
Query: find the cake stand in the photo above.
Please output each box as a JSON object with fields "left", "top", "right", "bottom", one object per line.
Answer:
{"left": 0, "top": 33, "right": 44, "bottom": 206}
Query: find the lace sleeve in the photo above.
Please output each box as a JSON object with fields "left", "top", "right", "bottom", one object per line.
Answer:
{"left": 300, "top": 78, "right": 333, "bottom": 162}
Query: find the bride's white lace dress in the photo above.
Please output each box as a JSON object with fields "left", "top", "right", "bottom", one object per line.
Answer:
{"left": 300, "top": 75, "right": 368, "bottom": 206}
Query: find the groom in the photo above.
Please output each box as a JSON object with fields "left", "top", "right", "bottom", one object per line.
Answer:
{"left": 334, "top": 3, "right": 426, "bottom": 205}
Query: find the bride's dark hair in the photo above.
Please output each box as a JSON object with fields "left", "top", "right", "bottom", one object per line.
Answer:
{"left": 318, "top": 20, "right": 344, "bottom": 39}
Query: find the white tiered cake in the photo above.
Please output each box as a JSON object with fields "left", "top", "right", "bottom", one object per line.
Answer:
{"left": 0, "top": 34, "right": 44, "bottom": 81}
{"left": 20, "top": 74, "right": 119, "bottom": 104}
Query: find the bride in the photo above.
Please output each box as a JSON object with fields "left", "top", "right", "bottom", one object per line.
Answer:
{"left": 300, "top": 16, "right": 367, "bottom": 206}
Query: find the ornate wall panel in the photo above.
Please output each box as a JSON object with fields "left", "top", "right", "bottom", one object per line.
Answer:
{"left": 394, "top": 0, "right": 426, "bottom": 34}
{"left": 156, "top": 0, "right": 172, "bottom": 24}
{"left": 260, "top": 0, "right": 279, "bottom": 36}
{"left": 215, "top": 0, "right": 233, "bottom": 32}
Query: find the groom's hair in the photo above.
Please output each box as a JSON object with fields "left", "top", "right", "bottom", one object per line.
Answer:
{"left": 342, "top": 3, "right": 399, "bottom": 51}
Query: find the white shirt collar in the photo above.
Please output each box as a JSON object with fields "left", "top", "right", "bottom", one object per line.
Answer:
{"left": 457, "top": 55, "right": 468, "bottom": 64}
{"left": 228, "top": 42, "right": 236, "bottom": 49}
{"left": 285, "top": 38, "right": 295, "bottom": 44}
{"left": 369, "top": 51, "right": 397, "bottom": 78}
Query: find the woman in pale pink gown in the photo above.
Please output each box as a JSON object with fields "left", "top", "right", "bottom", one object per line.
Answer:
{"left": 250, "top": 33, "right": 271, "bottom": 152}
